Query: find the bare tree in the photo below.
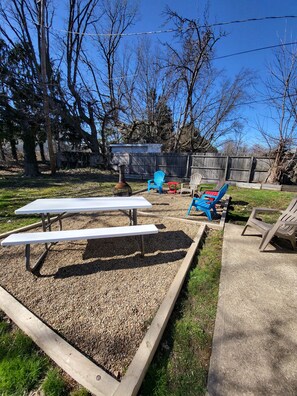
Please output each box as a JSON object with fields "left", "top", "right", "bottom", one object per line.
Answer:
{"left": 162, "top": 10, "right": 219, "bottom": 151}
{"left": 64, "top": 0, "right": 102, "bottom": 163}
{"left": 193, "top": 72, "right": 252, "bottom": 151}
{"left": 221, "top": 126, "right": 249, "bottom": 156}
{"left": 64, "top": 0, "right": 138, "bottom": 167}
{"left": 258, "top": 43, "right": 297, "bottom": 183}
{"left": 37, "top": 0, "right": 56, "bottom": 174}
{"left": 0, "top": 0, "right": 57, "bottom": 175}
{"left": 118, "top": 37, "right": 174, "bottom": 148}
{"left": 162, "top": 9, "right": 252, "bottom": 153}
{"left": 89, "top": 0, "right": 138, "bottom": 164}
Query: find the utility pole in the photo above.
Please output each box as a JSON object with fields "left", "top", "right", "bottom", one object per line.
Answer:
{"left": 38, "top": 0, "right": 56, "bottom": 174}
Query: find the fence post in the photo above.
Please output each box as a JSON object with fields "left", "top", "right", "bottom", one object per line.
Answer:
{"left": 128, "top": 153, "right": 132, "bottom": 174}
{"left": 224, "top": 156, "right": 229, "bottom": 180}
{"left": 185, "top": 155, "right": 190, "bottom": 179}
{"left": 248, "top": 156, "right": 255, "bottom": 182}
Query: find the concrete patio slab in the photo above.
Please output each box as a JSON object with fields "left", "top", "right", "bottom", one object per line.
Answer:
{"left": 208, "top": 223, "right": 297, "bottom": 395}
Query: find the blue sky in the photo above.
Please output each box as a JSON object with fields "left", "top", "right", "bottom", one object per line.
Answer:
{"left": 4, "top": 0, "right": 295, "bottom": 148}
{"left": 133, "top": 0, "right": 297, "bottom": 147}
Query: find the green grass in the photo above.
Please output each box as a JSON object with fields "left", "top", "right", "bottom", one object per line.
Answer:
{"left": 42, "top": 368, "right": 68, "bottom": 396}
{"left": 0, "top": 317, "right": 48, "bottom": 395}
{"left": 0, "top": 314, "right": 88, "bottom": 395}
{"left": 0, "top": 169, "right": 147, "bottom": 233}
{"left": 226, "top": 186, "right": 295, "bottom": 225}
{"left": 140, "top": 229, "right": 223, "bottom": 396}
{"left": 198, "top": 183, "right": 295, "bottom": 225}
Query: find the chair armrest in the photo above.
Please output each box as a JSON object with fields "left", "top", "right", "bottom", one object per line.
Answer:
{"left": 200, "top": 193, "right": 216, "bottom": 201}
{"left": 148, "top": 179, "right": 153, "bottom": 183}
{"left": 191, "top": 197, "right": 201, "bottom": 203}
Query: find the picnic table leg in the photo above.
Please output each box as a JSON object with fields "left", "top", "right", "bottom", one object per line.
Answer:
{"left": 140, "top": 235, "right": 144, "bottom": 257}
{"left": 121, "top": 210, "right": 135, "bottom": 225}
{"left": 32, "top": 213, "right": 58, "bottom": 273}
{"left": 42, "top": 213, "right": 64, "bottom": 231}
{"left": 57, "top": 213, "right": 63, "bottom": 230}
{"left": 41, "top": 213, "right": 49, "bottom": 251}
{"left": 132, "top": 209, "right": 137, "bottom": 225}
{"left": 47, "top": 213, "right": 52, "bottom": 231}
{"left": 25, "top": 244, "right": 31, "bottom": 271}
{"left": 41, "top": 213, "right": 47, "bottom": 231}
{"left": 25, "top": 243, "right": 50, "bottom": 273}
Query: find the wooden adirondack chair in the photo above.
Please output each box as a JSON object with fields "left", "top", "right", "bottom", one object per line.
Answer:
{"left": 187, "top": 183, "right": 229, "bottom": 220}
{"left": 147, "top": 170, "right": 165, "bottom": 193}
{"left": 180, "top": 172, "right": 202, "bottom": 196}
{"left": 241, "top": 197, "right": 297, "bottom": 251}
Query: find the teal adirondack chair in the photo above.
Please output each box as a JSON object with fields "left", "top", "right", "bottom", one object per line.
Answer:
{"left": 147, "top": 170, "right": 165, "bottom": 193}
{"left": 187, "top": 184, "right": 229, "bottom": 220}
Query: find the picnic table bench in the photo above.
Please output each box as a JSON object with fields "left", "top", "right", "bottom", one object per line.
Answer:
{"left": 1, "top": 224, "right": 158, "bottom": 273}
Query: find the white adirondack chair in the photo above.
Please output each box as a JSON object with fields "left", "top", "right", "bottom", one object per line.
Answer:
{"left": 180, "top": 173, "right": 202, "bottom": 196}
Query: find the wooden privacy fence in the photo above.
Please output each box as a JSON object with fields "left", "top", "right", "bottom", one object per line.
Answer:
{"left": 111, "top": 153, "right": 274, "bottom": 183}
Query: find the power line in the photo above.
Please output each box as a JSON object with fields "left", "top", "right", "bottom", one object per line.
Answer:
{"left": 2, "top": 90, "right": 297, "bottom": 108}
{"left": 236, "top": 92, "right": 297, "bottom": 107}
{"left": 214, "top": 41, "right": 297, "bottom": 60}
{"left": 32, "top": 15, "right": 297, "bottom": 38}
{"left": 3, "top": 40, "right": 297, "bottom": 84}
{"left": 210, "top": 15, "right": 297, "bottom": 28}
{"left": 57, "top": 27, "right": 175, "bottom": 37}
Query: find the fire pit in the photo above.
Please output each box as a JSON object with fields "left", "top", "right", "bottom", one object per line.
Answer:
{"left": 113, "top": 164, "right": 132, "bottom": 197}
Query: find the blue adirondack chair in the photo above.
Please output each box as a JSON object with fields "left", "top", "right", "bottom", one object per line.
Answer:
{"left": 147, "top": 170, "right": 166, "bottom": 193}
{"left": 187, "top": 183, "right": 229, "bottom": 220}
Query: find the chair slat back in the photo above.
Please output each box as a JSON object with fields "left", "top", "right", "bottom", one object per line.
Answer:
{"left": 189, "top": 173, "right": 202, "bottom": 188}
{"left": 200, "top": 183, "right": 229, "bottom": 209}
{"left": 210, "top": 183, "right": 229, "bottom": 205}
{"left": 154, "top": 170, "right": 165, "bottom": 185}
{"left": 276, "top": 197, "right": 297, "bottom": 235}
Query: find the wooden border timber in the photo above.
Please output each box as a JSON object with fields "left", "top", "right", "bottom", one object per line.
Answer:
{"left": 138, "top": 211, "right": 223, "bottom": 230}
{"left": 0, "top": 224, "right": 206, "bottom": 396}
{"left": 0, "top": 287, "right": 119, "bottom": 396}
{"left": 114, "top": 224, "right": 206, "bottom": 396}
{"left": 219, "top": 195, "right": 230, "bottom": 229}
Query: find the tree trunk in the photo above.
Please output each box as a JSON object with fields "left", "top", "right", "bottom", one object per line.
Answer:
{"left": 265, "top": 149, "right": 283, "bottom": 184}
{"left": 100, "top": 116, "right": 109, "bottom": 169}
{"left": 0, "top": 140, "right": 5, "bottom": 161}
{"left": 10, "top": 139, "right": 18, "bottom": 162}
{"left": 22, "top": 130, "right": 39, "bottom": 177}
{"left": 39, "top": 0, "right": 56, "bottom": 175}
{"left": 39, "top": 142, "right": 47, "bottom": 163}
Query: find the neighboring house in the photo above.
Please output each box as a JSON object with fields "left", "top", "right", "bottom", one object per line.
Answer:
{"left": 109, "top": 143, "right": 162, "bottom": 154}
{"left": 110, "top": 144, "right": 162, "bottom": 172}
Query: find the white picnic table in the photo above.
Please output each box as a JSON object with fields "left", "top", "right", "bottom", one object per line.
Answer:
{"left": 15, "top": 196, "right": 152, "bottom": 228}
{"left": 4, "top": 196, "right": 156, "bottom": 273}
{"left": 15, "top": 196, "right": 152, "bottom": 214}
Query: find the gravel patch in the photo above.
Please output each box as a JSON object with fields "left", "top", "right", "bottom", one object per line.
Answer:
{"left": 0, "top": 193, "right": 201, "bottom": 378}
